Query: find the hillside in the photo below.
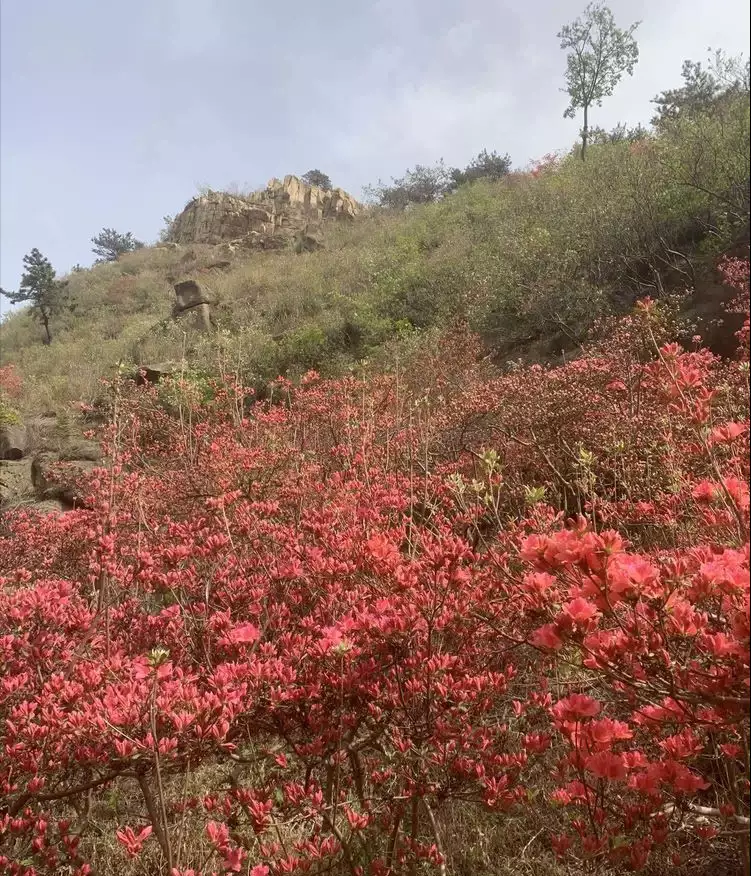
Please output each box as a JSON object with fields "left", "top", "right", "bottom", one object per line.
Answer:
{"left": 1, "top": 86, "right": 749, "bottom": 421}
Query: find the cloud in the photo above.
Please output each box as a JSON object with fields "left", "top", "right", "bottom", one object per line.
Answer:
{"left": 328, "top": 7, "right": 549, "bottom": 184}
{"left": 334, "top": 79, "right": 517, "bottom": 180}
{"left": 330, "top": 0, "right": 751, "bottom": 189}
{"left": 145, "top": 0, "right": 224, "bottom": 61}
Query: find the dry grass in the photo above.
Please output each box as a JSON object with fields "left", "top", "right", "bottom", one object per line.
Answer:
{"left": 33, "top": 761, "right": 746, "bottom": 876}
{"left": 0, "top": 208, "right": 416, "bottom": 413}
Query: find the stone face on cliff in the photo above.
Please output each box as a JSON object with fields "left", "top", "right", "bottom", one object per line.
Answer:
{"left": 168, "top": 176, "right": 360, "bottom": 248}
{"left": 174, "top": 279, "right": 210, "bottom": 310}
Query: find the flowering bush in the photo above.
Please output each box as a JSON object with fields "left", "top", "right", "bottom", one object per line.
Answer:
{"left": 720, "top": 256, "right": 751, "bottom": 360}
{"left": 0, "top": 260, "right": 748, "bottom": 875}
{"left": 0, "top": 364, "right": 23, "bottom": 426}
{"left": 0, "top": 365, "right": 22, "bottom": 400}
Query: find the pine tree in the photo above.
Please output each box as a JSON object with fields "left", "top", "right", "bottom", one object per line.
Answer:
{"left": 0, "top": 249, "right": 67, "bottom": 344}
{"left": 301, "top": 170, "right": 333, "bottom": 191}
{"left": 91, "top": 228, "right": 145, "bottom": 263}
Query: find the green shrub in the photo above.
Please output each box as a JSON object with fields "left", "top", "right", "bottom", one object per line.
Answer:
{"left": 0, "top": 399, "right": 22, "bottom": 426}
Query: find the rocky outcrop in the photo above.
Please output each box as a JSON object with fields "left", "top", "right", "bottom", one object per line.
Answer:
{"left": 168, "top": 176, "right": 360, "bottom": 250}
{"left": 0, "top": 414, "right": 103, "bottom": 515}
{"left": 169, "top": 195, "right": 270, "bottom": 246}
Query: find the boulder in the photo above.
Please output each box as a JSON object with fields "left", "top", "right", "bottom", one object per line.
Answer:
{"left": 172, "top": 279, "right": 214, "bottom": 333}
{"left": 174, "top": 279, "right": 210, "bottom": 311}
{"left": 26, "top": 499, "right": 69, "bottom": 516}
{"left": 174, "top": 302, "right": 213, "bottom": 332}
{"left": 59, "top": 440, "right": 103, "bottom": 463}
{"left": 30, "top": 452, "right": 58, "bottom": 493}
{"left": 134, "top": 362, "right": 178, "bottom": 386}
{"left": 0, "top": 423, "right": 27, "bottom": 460}
{"left": 31, "top": 452, "right": 97, "bottom": 507}
{"left": 294, "top": 225, "right": 325, "bottom": 254}
{"left": 0, "top": 458, "right": 33, "bottom": 507}
{"left": 1, "top": 426, "right": 103, "bottom": 514}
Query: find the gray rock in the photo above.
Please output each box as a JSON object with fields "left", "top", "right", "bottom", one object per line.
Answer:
{"left": 174, "top": 279, "right": 210, "bottom": 311}
{"left": 27, "top": 499, "right": 69, "bottom": 516}
{"left": 31, "top": 452, "right": 97, "bottom": 507}
{"left": 30, "top": 451, "right": 57, "bottom": 492}
{"left": 2, "top": 496, "right": 69, "bottom": 517}
{"left": 0, "top": 423, "right": 27, "bottom": 460}
{"left": 294, "top": 225, "right": 325, "bottom": 254}
{"left": 0, "top": 458, "right": 34, "bottom": 507}
{"left": 174, "top": 302, "right": 214, "bottom": 332}
{"left": 59, "top": 440, "right": 103, "bottom": 462}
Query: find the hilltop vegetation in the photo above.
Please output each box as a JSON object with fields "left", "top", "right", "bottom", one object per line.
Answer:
{"left": 1, "top": 51, "right": 749, "bottom": 417}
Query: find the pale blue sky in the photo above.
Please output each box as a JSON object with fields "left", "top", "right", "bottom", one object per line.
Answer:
{"left": 1, "top": 0, "right": 749, "bottom": 305}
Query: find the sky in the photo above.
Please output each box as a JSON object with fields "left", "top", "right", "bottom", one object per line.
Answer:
{"left": 1, "top": 0, "right": 749, "bottom": 307}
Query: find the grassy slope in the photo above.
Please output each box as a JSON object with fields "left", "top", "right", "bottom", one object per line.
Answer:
{"left": 1, "top": 94, "right": 748, "bottom": 416}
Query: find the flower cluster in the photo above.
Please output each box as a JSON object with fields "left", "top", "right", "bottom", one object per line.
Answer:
{"left": 0, "top": 259, "right": 748, "bottom": 874}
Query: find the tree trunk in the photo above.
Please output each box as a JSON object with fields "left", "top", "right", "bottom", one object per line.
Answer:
{"left": 137, "top": 772, "right": 173, "bottom": 871}
{"left": 41, "top": 313, "right": 52, "bottom": 345}
{"left": 581, "top": 103, "right": 589, "bottom": 161}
